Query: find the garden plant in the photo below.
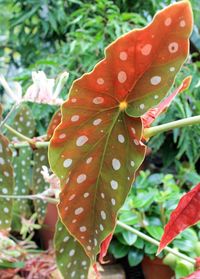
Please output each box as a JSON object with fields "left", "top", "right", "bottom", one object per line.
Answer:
{"left": 0, "top": 1, "right": 200, "bottom": 279}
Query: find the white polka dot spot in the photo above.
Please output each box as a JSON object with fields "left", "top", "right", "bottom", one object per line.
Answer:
{"left": 118, "top": 134, "right": 125, "bottom": 143}
{"left": 101, "top": 211, "right": 106, "bottom": 220}
{"left": 131, "top": 161, "right": 135, "bottom": 167}
{"left": 110, "top": 180, "right": 118, "bottom": 190}
{"left": 71, "top": 98, "right": 77, "bottom": 103}
{"left": 69, "top": 249, "right": 75, "bottom": 257}
{"left": 154, "top": 95, "right": 159, "bottom": 99}
{"left": 75, "top": 207, "right": 84, "bottom": 215}
{"left": 86, "top": 157, "right": 93, "bottom": 164}
{"left": 77, "top": 174, "right": 87, "bottom": 184}
{"left": 63, "top": 158, "right": 72, "bottom": 168}
{"left": 4, "top": 207, "right": 9, "bottom": 213}
{"left": 134, "top": 139, "right": 139, "bottom": 145}
{"left": 64, "top": 236, "right": 70, "bottom": 242}
{"left": 170, "top": 67, "right": 175, "bottom": 72}
{"left": 59, "top": 133, "right": 66, "bottom": 139}
{"left": 111, "top": 198, "right": 116, "bottom": 206}
{"left": 93, "top": 118, "right": 102, "bottom": 126}
{"left": 83, "top": 192, "right": 89, "bottom": 198}
{"left": 97, "top": 78, "right": 104, "bottom": 85}
{"left": 80, "top": 226, "right": 87, "bottom": 232}
{"left": 168, "top": 42, "right": 179, "bottom": 53}
{"left": 93, "top": 97, "right": 104, "bottom": 104}
{"left": 71, "top": 115, "right": 79, "bottom": 122}
{"left": 140, "top": 104, "right": 145, "bottom": 110}
{"left": 118, "top": 71, "right": 127, "bottom": 83}
{"left": 4, "top": 171, "right": 9, "bottom": 177}
{"left": 150, "top": 76, "right": 161, "bottom": 86}
{"left": 76, "top": 135, "right": 88, "bottom": 147}
{"left": 119, "top": 51, "right": 128, "bottom": 61}
{"left": 100, "top": 224, "right": 104, "bottom": 231}
{"left": 101, "top": 193, "right": 105, "bottom": 199}
{"left": 69, "top": 194, "right": 76, "bottom": 201}
{"left": 165, "top": 17, "right": 172, "bottom": 26}
{"left": 112, "top": 158, "right": 121, "bottom": 170}
{"left": 141, "top": 44, "right": 152, "bottom": 56}
{"left": 2, "top": 188, "right": 8, "bottom": 194}
{"left": 180, "top": 20, "right": 186, "bottom": 27}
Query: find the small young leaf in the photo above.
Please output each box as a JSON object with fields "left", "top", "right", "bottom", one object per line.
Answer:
{"left": 54, "top": 219, "right": 90, "bottom": 279}
{"left": 158, "top": 183, "right": 200, "bottom": 254}
{"left": 32, "top": 148, "right": 49, "bottom": 224}
{"left": 0, "top": 134, "right": 14, "bottom": 229}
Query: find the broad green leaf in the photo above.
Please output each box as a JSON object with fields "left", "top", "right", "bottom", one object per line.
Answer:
{"left": 0, "top": 134, "right": 14, "bottom": 229}
{"left": 145, "top": 226, "right": 164, "bottom": 240}
{"left": 109, "top": 240, "right": 129, "bottom": 259}
{"left": 54, "top": 219, "right": 90, "bottom": 279}
{"left": 49, "top": 1, "right": 193, "bottom": 263}
{"left": 128, "top": 249, "right": 144, "bottom": 267}
{"left": 32, "top": 148, "right": 49, "bottom": 224}
{"left": 122, "top": 230, "right": 137, "bottom": 246}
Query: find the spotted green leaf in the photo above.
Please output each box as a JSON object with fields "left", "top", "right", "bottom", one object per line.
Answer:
{"left": 6, "top": 104, "right": 35, "bottom": 141}
{"left": 0, "top": 134, "right": 14, "bottom": 229}
{"left": 32, "top": 148, "right": 49, "bottom": 224}
{"left": 12, "top": 146, "right": 32, "bottom": 218}
{"left": 49, "top": 1, "right": 193, "bottom": 263}
{"left": 54, "top": 219, "right": 90, "bottom": 279}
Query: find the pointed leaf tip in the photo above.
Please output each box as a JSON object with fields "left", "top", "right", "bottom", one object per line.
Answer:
{"left": 158, "top": 183, "right": 200, "bottom": 254}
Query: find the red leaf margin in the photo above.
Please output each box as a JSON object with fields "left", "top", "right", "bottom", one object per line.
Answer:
{"left": 158, "top": 183, "right": 200, "bottom": 254}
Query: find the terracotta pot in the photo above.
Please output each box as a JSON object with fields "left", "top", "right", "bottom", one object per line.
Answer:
{"left": 142, "top": 256, "right": 174, "bottom": 279}
{"left": 39, "top": 203, "right": 58, "bottom": 249}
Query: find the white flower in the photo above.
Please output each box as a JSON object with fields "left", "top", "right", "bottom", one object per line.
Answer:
{"left": 40, "top": 166, "right": 60, "bottom": 198}
{"left": 23, "top": 71, "right": 68, "bottom": 105}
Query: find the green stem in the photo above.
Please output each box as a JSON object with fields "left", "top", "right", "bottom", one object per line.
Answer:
{"left": 117, "top": 221, "right": 195, "bottom": 264}
{"left": 4, "top": 124, "right": 34, "bottom": 144}
{"left": 144, "top": 115, "right": 200, "bottom": 138}
{"left": 0, "top": 194, "right": 58, "bottom": 204}
{"left": 10, "top": 141, "right": 49, "bottom": 149}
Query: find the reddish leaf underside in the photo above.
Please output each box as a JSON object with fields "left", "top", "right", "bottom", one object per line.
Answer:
{"left": 142, "top": 75, "right": 192, "bottom": 129}
{"left": 49, "top": 1, "right": 193, "bottom": 264}
{"left": 158, "top": 183, "right": 200, "bottom": 254}
{"left": 184, "top": 270, "right": 200, "bottom": 279}
{"left": 54, "top": 219, "right": 90, "bottom": 279}
{"left": 0, "top": 134, "right": 14, "bottom": 229}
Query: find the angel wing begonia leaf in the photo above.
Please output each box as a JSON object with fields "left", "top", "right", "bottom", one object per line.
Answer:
{"left": 142, "top": 76, "right": 192, "bottom": 129}
{"left": 0, "top": 134, "right": 14, "bottom": 229}
{"left": 49, "top": 1, "right": 193, "bottom": 263}
{"left": 32, "top": 149, "right": 49, "bottom": 224}
{"left": 158, "top": 183, "right": 200, "bottom": 255}
{"left": 6, "top": 104, "right": 35, "bottom": 141}
{"left": 54, "top": 219, "right": 90, "bottom": 279}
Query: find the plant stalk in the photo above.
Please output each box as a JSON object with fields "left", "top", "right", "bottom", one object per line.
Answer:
{"left": 144, "top": 115, "right": 200, "bottom": 138}
{"left": 4, "top": 124, "right": 34, "bottom": 144}
{"left": 117, "top": 221, "right": 195, "bottom": 264}
{"left": 0, "top": 194, "right": 58, "bottom": 204}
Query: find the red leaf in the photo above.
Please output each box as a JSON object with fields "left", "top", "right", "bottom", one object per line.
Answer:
{"left": 99, "top": 233, "right": 113, "bottom": 263}
{"left": 184, "top": 269, "right": 200, "bottom": 279}
{"left": 49, "top": 1, "right": 193, "bottom": 264}
{"left": 158, "top": 183, "right": 200, "bottom": 254}
{"left": 142, "top": 76, "right": 192, "bottom": 129}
